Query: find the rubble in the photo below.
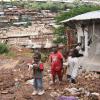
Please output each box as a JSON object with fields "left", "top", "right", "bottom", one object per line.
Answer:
{"left": 0, "top": 48, "right": 100, "bottom": 100}
{"left": 50, "top": 91, "right": 60, "bottom": 97}
{"left": 57, "top": 96, "right": 78, "bottom": 100}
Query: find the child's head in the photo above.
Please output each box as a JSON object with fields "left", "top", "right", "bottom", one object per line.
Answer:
{"left": 34, "top": 56, "right": 40, "bottom": 62}
{"left": 68, "top": 49, "right": 74, "bottom": 56}
{"left": 52, "top": 45, "right": 58, "bottom": 54}
{"left": 71, "top": 49, "right": 79, "bottom": 57}
{"left": 33, "top": 50, "right": 41, "bottom": 62}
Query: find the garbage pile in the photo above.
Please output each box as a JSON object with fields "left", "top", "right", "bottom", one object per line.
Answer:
{"left": 49, "top": 71, "right": 100, "bottom": 100}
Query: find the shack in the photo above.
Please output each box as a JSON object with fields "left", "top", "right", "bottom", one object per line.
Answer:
{"left": 62, "top": 10, "right": 100, "bottom": 71}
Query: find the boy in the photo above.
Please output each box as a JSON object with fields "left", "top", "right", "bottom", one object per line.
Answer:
{"left": 67, "top": 49, "right": 80, "bottom": 84}
{"left": 49, "top": 46, "right": 63, "bottom": 84}
{"left": 28, "top": 51, "right": 44, "bottom": 95}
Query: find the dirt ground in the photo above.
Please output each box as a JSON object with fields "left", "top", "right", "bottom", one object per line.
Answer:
{"left": 0, "top": 48, "right": 100, "bottom": 100}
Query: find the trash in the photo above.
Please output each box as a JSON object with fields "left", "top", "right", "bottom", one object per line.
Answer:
{"left": 50, "top": 92, "right": 60, "bottom": 97}
{"left": 85, "top": 91, "right": 90, "bottom": 96}
{"left": 26, "top": 79, "right": 34, "bottom": 85}
{"left": 1, "top": 90, "right": 8, "bottom": 94}
{"left": 64, "top": 88, "right": 80, "bottom": 95}
{"left": 91, "top": 92, "right": 100, "bottom": 96}
{"left": 57, "top": 96, "right": 78, "bottom": 100}
{"left": 14, "top": 78, "right": 20, "bottom": 88}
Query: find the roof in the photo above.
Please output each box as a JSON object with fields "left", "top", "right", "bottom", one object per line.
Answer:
{"left": 61, "top": 10, "right": 100, "bottom": 23}
{"left": 13, "top": 22, "right": 28, "bottom": 25}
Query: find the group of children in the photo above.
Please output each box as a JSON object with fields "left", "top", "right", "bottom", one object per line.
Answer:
{"left": 28, "top": 44, "right": 83, "bottom": 96}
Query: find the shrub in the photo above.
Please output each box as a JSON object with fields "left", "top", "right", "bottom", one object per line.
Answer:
{"left": 41, "top": 52, "right": 49, "bottom": 63}
{"left": 0, "top": 43, "right": 9, "bottom": 54}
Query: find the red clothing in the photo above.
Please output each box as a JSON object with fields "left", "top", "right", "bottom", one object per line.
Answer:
{"left": 49, "top": 51, "right": 63, "bottom": 72}
{"left": 39, "top": 63, "right": 44, "bottom": 71}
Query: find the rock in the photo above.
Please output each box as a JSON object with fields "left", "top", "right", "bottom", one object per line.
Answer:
{"left": 91, "top": 92, "right": 100, "bottom": 96}
{"left": 47, "top": 86, "right": 52, "bottom": 90}
{"left": 1, "top": 90, "right": 9, "bottom": 94}
{"left": 85, "top": 91, "right": 90, "bottom": 96}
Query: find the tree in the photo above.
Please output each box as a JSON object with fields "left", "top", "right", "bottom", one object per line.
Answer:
{"left": 55, "top": 5, "right": 100, "bottom": 23}
{"left": 53, "top": 5, "right": 100, "bottom": 45}
{"left": 53, "top": 26, "right": 67, "bottom": 44}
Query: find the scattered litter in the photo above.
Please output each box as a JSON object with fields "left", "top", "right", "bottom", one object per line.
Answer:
{"left": 50, "top": 92, "right": 60, "bottom": 97}
{"left": 26, "top": 79, "right": 34, "bottom": 85}
{"left": 57, "top": 96, "right": 78, "bottom": 100}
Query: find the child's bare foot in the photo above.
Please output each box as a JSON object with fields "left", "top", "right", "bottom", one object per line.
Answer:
{"left": 49, "top": 81, "right": 55, "bottom": 85}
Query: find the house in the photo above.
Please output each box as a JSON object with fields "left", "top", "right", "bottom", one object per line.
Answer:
{"left": 62, "top": 10, "right": 100, "bottom": 71}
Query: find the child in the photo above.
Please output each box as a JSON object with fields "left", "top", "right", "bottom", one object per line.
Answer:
{"left": 28, "top": 51, "right": 44, "bottom": 95}
{"left": 49, "top": 46, "right": 63, "bottom": 84}
{"left": 67, "top": 49, "right": 80, "bottom": 84}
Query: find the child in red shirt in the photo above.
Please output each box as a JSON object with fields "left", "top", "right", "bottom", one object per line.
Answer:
{"left": 49, "top": 47, "right": 63, "bottom": 84}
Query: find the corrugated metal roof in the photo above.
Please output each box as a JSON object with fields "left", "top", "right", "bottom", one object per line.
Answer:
{"left": 61, "top": 10, "right": 100, "bottom": 23}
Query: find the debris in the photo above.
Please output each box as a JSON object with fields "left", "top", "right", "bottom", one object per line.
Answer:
{"left": 64, "top": 88, "right": 81, "bottom": 95}
{"left": 91, "top": 92, "right": 100, "bottom": 96}
{"left": 57, "top": 96, "right": 78, "bottom": 100}
{"left": 14, "top": 78, "right": 20, "bottom": 88}
{"left": 0, "top": 47, "right": 100, "bottom": 100}
{"left": 26, "top": 79, "right": 34, "bottom": 85}
{"left": 1, "top": 90, "right": 9, "bottom": 94}
{"left": 50, "top": 92, "right": 60, "bottom": 97}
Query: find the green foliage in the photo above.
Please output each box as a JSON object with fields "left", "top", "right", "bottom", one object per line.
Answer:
{"left": 56, "top": 5, "right": 100, "bottom": 23}
{"left": 54, "top": 5, "right": 100, "bottom": 45}
{"left": 21, "top": 2, "right": 67, "bottom": 12}
{"left": 0, "top": 43, "right": 9, "bottom": 54}
{"left": 41, "top": 52, "right": 48, "bottom": 63}
{"left": 53, "top": 26, "right": 67, "bottom": 44}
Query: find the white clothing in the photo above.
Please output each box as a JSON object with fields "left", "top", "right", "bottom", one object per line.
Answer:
{"left": 76, "top": 46, "right": 81, "bottom": 51}
{"left": 67, "top": 57, "right": 79, "bottom": 79}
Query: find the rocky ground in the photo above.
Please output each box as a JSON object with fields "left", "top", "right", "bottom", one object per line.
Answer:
{"left": 0, "top": 47, "right": 100, "bottom": 100}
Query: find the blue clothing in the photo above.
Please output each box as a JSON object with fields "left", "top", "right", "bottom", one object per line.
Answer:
{"left": 34, "top": 78, "right": 43, "bottom": 90}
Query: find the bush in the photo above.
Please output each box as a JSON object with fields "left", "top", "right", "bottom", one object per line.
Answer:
{"left": 0, "top": 43, "right": 9, "bottom": 54}
{"left": 41, "top": 52, "right": 49, "bottom": 63}
{"left": 53, "top": 26, "right": 67, "bottom": 44}
{"left": 56, "top": 5, "right": 100, "bottom": 23}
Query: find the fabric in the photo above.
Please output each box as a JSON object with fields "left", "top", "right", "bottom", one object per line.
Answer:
{"left": 67, "top": 57, "right": 79, "bottom": 79}
{"left": 34, "top": 78, "right": 43, "bottom": 90}
{"left": 49, "top": 51, "right": 63, "bottom": 71}
{"left": 71, "top": 58, "right": 79, "bottom": 79}
{"left": 58, "top": 96, "right": 78, "bottom": 100}
{"left": 51, "top": 69, "right": 62, "bottom": 81}
{"left": 39, "top": 63, "right": 44, "bottom": 71}
{"left": 32, "top": 62, "right": 44, "bottom": 79}
{"left": 67, "top": 56, "right": 74, "bottom": 76}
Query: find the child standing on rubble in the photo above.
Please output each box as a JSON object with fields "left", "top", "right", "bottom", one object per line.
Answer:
{"left": 28, "top": 50, "right": 44, "bottom": 96}
{"left": 67, "top": 49, "right": 80, "bottom": 84}
{"left": 49, "top": 46, "right": 63, "bottom": 85}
